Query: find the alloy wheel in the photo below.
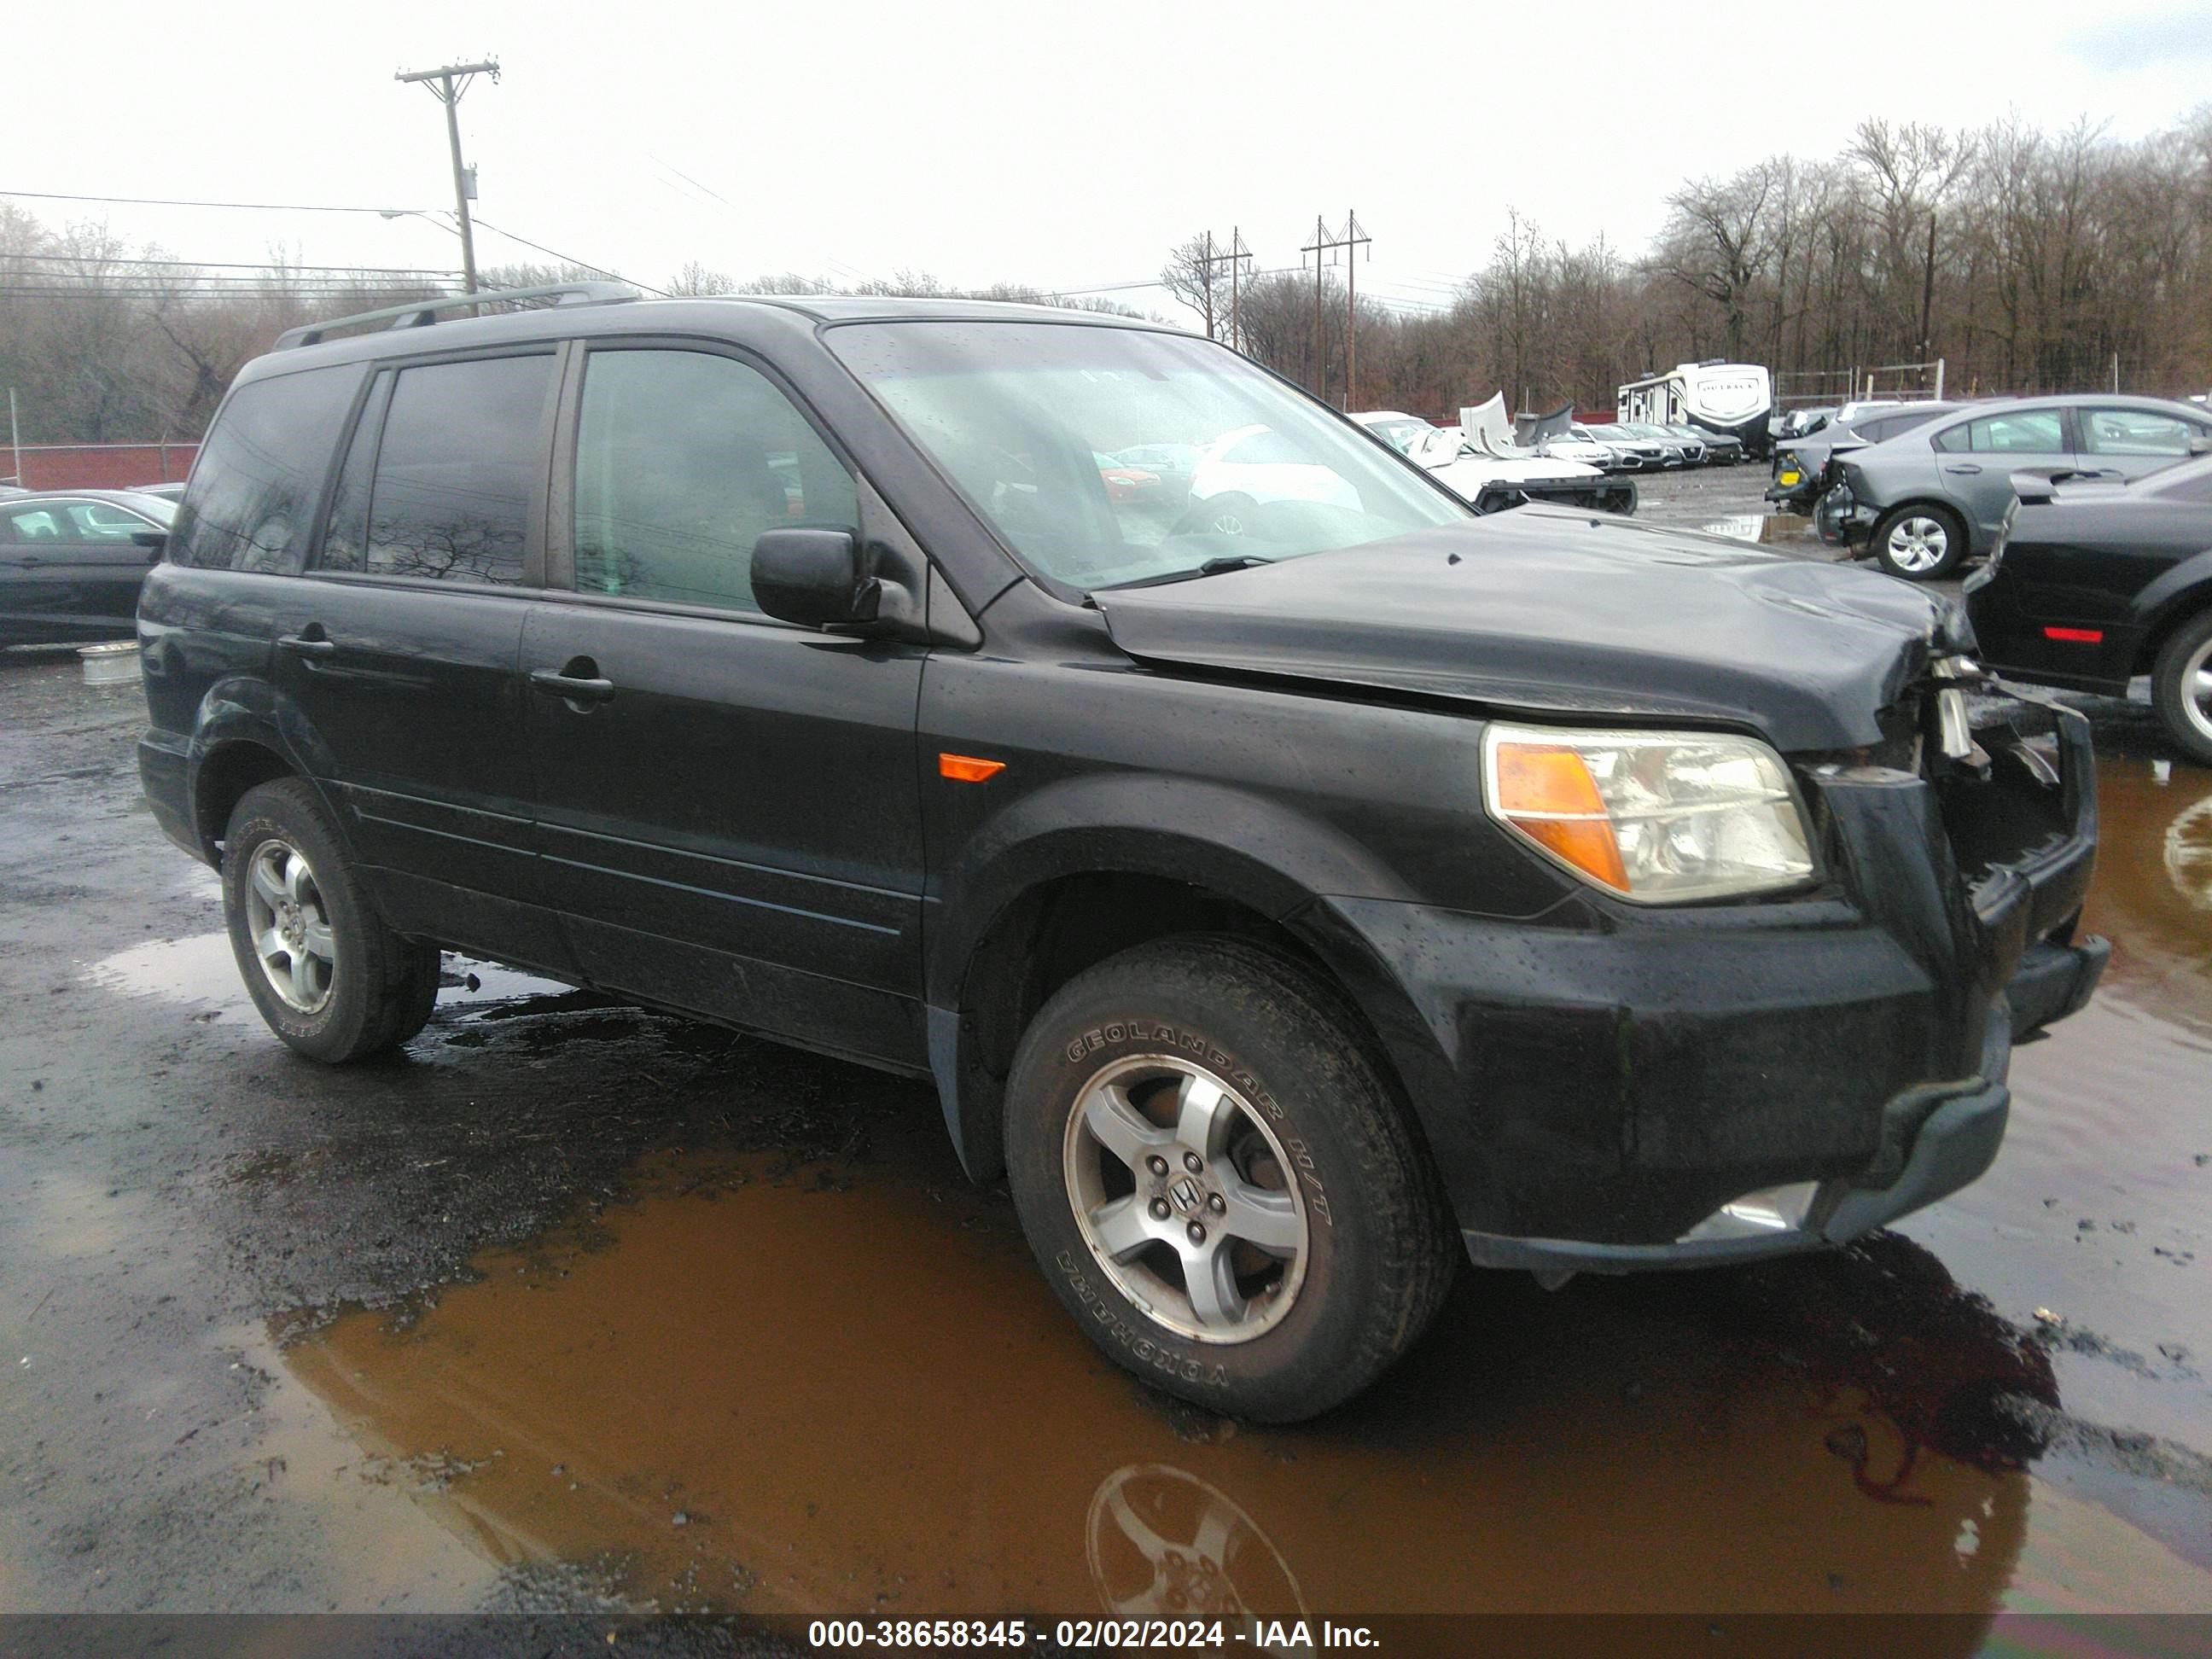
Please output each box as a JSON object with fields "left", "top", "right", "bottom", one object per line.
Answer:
{"left": 2180, "top": 637, "right": 2212, "bottom": 748}
{"left": 1886, "top": 515, "right": 1950, "bottom": 573}
{"left": 245, "top": 839, "right": 336, "bottom": 1014}
{"left": 1062, "top": 1054, "right": 1310, "bottom": 1344}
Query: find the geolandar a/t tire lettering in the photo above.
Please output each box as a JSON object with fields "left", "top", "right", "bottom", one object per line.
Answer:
{"left": 221, "top": 777, "right": 442, "bottom": 1063}
{"left": 1004, "top": 934, "right": 1456, "bottom": 1422}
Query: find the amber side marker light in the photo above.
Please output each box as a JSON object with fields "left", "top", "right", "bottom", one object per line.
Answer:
{"left": 939, "top": 753, "right": 1007, "bottom": 783}
{"left": 1490, "top": 741, "right": 1629, "bottom": 893}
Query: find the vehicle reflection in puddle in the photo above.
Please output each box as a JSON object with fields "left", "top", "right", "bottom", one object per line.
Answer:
{"left": 2086, "top": 755, "right": 2212, "bottom": 1034}
{"left": 1697, "top": 514, "right": 1767, "bottom": 542}
{"left": 276, "top": 1117, "right": 2212, "bottom": 1633}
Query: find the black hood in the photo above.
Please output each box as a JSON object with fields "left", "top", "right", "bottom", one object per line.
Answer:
{"left": 1094, "top": 508, "right": 1965, "bottom": 752}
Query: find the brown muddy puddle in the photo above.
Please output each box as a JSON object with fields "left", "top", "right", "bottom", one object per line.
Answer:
{"left": 274, "top": 1128, "right": 2212, "bottom": 1634}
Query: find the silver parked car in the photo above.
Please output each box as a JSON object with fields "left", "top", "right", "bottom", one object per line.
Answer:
{"left": 1830, "top": 394, "right": 2212, "bottom": 579}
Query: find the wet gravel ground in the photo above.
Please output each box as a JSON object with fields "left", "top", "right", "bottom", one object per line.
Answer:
{"left": 3, "top": 474, "right": 2209, "bottom": 1649}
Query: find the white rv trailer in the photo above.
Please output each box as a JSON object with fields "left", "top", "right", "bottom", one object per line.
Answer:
{"left": 1618, "top": 361, "right": 1773, "bottom": 457}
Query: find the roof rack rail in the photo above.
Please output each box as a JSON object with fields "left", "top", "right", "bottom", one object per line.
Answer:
{"left": 273, "top": 281, "right": 640, "bottom": 350}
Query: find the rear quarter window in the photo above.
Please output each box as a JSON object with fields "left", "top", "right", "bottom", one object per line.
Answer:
{"left": 171, "top": 365, "right": 361, "bottom": 573}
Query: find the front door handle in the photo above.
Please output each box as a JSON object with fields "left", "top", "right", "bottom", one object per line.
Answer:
{"left": 277, "top": 631, "right": 336, "bottom": 659}
{"left": 530, "top": 666, "right": 615, "bottom": 706}
{"left": 16, "top": 555, "right": 41, "bottom": 568}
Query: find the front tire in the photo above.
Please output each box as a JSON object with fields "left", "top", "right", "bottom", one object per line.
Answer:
{"left": 222, "top": 778, "right": 442, "bottom": 1062}
{"left": 2152, "top": 609, "right": 2212, "bottom": 767}
{"left": 1004, "top": 935, "right": 1456, "bottom": 1422}
{"left": 1871, "top": 504, "right": 1968, "bottom": 580}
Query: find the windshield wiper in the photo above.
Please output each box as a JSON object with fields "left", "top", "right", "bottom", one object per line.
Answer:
{"left": 1097, "top": 553, "right": 1276, "bottom": 591}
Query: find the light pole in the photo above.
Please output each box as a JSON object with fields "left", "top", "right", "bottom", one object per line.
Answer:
{"left": 394, "top": 59, "right": 498, "bottom": 294}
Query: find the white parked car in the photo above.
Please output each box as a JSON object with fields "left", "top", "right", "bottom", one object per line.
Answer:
{"left": 1351, "top": 410, "right": 1600, "bottom": 487}
{"left": 1536, "top": 425, "right": 1619, "bottom": 469}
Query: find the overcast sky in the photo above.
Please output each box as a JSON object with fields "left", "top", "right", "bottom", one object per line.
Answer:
{"left": 12, "top": 0, "right": 2210, "bottom": 322}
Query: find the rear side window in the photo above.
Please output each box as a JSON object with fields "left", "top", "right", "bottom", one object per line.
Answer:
{"left": 1935, "top": 410, "right": 2065, "bottom": 454}
{"left": 364, "top": 355, "right": 555, "bottom": 586}
{"left": 572, "top": 348, "right": 856, "bottom": 614}
{"left": 171, "top": 366, "right": 358, "bottom": 573}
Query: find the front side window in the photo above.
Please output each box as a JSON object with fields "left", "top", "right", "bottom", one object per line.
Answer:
{"left": 572, "top": 349, "right": 857, "bottom": 613}
{"left": 364, "top": 355, "right": 554, "bottom": 585}
{"left": 170, "top": 365, "right": 358, "bottom": 573}
{"left": 827, "top": 321, "right": 1464, "bottom": 590}
{"left": 2081, "top": 408, "right": 2202, "bottom": 457}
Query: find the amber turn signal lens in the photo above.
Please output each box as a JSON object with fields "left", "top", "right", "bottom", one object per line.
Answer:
{"left": 938, "top": 753, "right": 1007, "bottom": 783}
{"left": 1489, "top": 742, "right": 1629, "bottom": 893}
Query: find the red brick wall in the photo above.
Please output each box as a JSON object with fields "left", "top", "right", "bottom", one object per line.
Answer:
{"left": 6, "top": 444, "right": 199, "bottom": 492}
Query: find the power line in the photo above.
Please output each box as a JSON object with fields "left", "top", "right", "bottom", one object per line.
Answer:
{"left": 469, "top": 216, "right": 671, "bottom": 297}
{"left": 9, "top": 253, "right": 461, "bottom": 276}
{"left": 0, "top": 187, "right": 438, "bottom": 215}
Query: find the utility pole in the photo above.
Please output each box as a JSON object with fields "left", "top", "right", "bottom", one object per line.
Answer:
{"left": 1202, "top": 230, "right": 1215, "bottom": 339}
{"left": 1227, "top": 227, "right": 1250, "bottom": 352}
{"left": 1191, "top": 230, "right": 1253, "bottom": 346}
{"left": 1301, "top": 212, "right": 1371, "bottom": 409}
{"left": 396, "top": 59, "right": 499, "bottom": 294}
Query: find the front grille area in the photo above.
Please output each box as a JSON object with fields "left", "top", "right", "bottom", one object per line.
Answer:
{"left": 1931, "top": 693, "right": 2073, "bottom": 888}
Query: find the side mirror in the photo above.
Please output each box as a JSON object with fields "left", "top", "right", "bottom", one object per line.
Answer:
{"left": 754, "top": 528, "right": 875, "bottom": 628}
{"left": 753, "top": 527, "right": 925, "bottom": 639}
{"left": 2189, "top": 435, "right": 2211, "bottom": 457}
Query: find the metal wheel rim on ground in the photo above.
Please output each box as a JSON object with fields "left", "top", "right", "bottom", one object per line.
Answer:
{"left": 1886, "top": 515, "right": 1950, "bottom": 573}
{"left": 245, "top": 840, "right": 336, "bottom": 1014}
{"left": 1062, "top": 1053, "right": 1310, "bottom": 1345}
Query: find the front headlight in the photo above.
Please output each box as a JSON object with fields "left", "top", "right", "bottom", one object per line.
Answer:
{"left": 1482, "top": 723, "right": 1817, "bottom": 902}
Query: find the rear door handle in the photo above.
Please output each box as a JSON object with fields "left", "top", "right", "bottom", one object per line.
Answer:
{"left": 277, "top": 632, "right": 336, "bottom": 659}
{"left": 1942, "top": 463, "right": 1982, "bottom": 474}
{"left": 16, "top": 555, "right": 41, "bottom": 568}
{"left": 530, "top": 667, "right": 616, "bottom": 704}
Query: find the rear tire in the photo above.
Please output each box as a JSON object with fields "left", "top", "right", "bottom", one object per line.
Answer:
{"left": 1004, "top": 934, "right": 1457, "bottom": 1422}
{"left": 222, "top": 778, "right": 442, "bottom": 1062}
{"left": 1871, "top": 504, "right": 1968, "bottom": 580}
{"left": 2152, "top": 609, "right": 2212, "bottom": 767}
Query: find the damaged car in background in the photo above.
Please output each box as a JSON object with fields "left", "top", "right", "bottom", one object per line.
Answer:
{"left": 1767, "top": 400, "right": 1961, "bottom": 515}
{"left": 138, "top": 288, "right": 2102, "bottom": 1422}
{"left": 1965, "top": 455, "right": 2212, "bottom": 764}
{"left": 1823, "top": 394, "right": 2212, "bottom": 579}
{"left": 1350, "top": 395, "right": 1636, "bottom": 515}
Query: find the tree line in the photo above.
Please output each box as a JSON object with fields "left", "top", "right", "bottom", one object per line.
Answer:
{"left": 1171, "top": 107, "right": 2212, "bottom": 417}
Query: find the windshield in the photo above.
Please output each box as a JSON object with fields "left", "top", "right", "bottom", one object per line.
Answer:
{"left": 827, "top": 320, "right": 1467, "bottom": 590}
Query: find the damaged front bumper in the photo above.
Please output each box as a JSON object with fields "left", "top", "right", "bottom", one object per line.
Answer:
{"left": 1315, "top": 684, "right": 2105, "bottom": 1278}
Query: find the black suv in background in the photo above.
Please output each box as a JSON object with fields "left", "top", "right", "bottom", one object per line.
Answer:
{"left": 138, "top": 285, "right": 2104, "bottom": 1421}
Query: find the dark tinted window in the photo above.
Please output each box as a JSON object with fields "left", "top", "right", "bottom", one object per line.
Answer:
{"left": 170, "top": 366, "right": 358, "bottom": 573}
{"left": 317, "top": 371, "right": 391, "bottom": 573}
{"left": 366, "top": 355, "right": 553, "bottom": 585}
{"left": 573, "top": 349, "right": 857, "bottom": 614}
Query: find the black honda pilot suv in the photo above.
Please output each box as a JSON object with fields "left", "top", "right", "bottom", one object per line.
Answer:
{"left": 137, "top": 284, "right": 2105, "bottom": 1421}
